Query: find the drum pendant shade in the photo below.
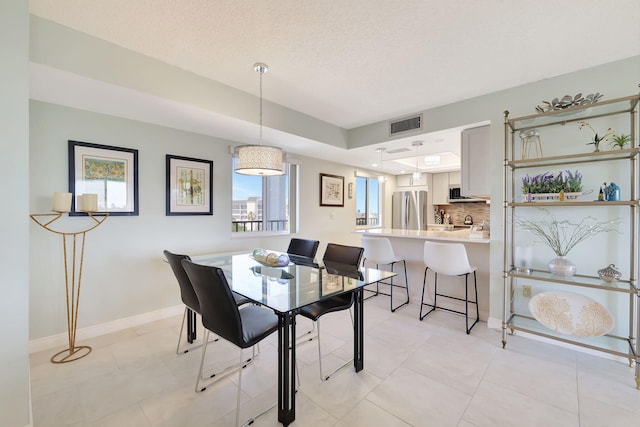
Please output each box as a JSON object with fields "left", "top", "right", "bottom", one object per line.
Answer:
{"left": 234, "top": 145, "right": 284, "bottom": 176}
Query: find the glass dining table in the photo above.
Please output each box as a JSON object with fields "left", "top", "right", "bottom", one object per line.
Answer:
{"left": 190, "top": 251, "right": 396, "bottom": 426}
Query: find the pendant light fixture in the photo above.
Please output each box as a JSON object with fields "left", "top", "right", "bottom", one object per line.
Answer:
{"left": 377, "top": 148, "right": 386, "bottom": 183}
{"left": 234, "top": 63, "right": 285, "bottom": 176}
{"left": 412, "top": 141, "right": 423, "bottom": 180}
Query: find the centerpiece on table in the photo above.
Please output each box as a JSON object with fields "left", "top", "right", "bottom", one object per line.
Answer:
{"left": 516, "top": 208, "right": 621, "bottom": 277}
{"left": 521, "top": 170, "right": 583, "bottom": 202}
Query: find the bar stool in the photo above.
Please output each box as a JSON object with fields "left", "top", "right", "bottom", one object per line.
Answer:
{"left": 360, "top": 236, "right": 409, "bottom": 312}
{"left": 419, "top": 241, "right": 479, "bottom": 334}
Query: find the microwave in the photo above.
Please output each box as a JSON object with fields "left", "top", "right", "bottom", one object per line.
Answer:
{"left": 449, "top": 186, "right": 487, "bottom": 203}
{"left": 449, "top": 186, "right": 466, "bottom": 200}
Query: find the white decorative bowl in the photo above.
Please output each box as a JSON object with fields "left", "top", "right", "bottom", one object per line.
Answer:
{"left": 529, "top": 291, "right": 614, "bottom": 338}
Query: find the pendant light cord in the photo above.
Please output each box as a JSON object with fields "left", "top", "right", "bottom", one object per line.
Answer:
{"left": 259, "top": 68, "right": 263, "bottom": 141}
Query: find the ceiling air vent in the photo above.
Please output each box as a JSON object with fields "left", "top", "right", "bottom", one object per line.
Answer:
{"left": 389, "top": 114, "right": 422, "bottom": 136}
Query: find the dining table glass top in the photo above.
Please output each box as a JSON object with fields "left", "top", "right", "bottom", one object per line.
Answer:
{"left": 189, "top": 251, "right": 396, "bottom": 313}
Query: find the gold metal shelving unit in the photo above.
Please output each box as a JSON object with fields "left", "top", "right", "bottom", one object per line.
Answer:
{"left": 502, "top": 90, "right": 640, "bottom": 389}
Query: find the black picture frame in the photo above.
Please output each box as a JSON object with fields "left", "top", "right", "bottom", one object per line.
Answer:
{"left": 319, "top": 173, "right": 345, "bottom": 207}
{"left": 166, "top": 154, "right": 213, "bottom": 216}
{"left": 68, "top": 140, "right": 139, "bottom": 216}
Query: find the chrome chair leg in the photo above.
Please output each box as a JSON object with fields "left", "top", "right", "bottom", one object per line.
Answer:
{"left": 235, "top": 347, "right": 278, "bottom": 427}
{"left": 195, "top": 330, "right": 257, "bottom": 393}
{"left": 316, "top": 313, "right": 354, "bottom": 381}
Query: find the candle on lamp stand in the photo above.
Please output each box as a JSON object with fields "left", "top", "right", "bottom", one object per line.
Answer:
{"left": 77, "top": 194, "right": 98, "bottom": 212}
{"left": 52, "top": 192, "right": 72, "bottom": 213}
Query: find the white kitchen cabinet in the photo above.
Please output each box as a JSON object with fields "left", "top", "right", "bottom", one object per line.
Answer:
{"left": 449, "top": 171, "right": 461, "bottom": 186}
{"left": 412, "top": 172, "right": 428, "bottom": 187}
{"left": 431, "top": 172, "right": 449, "bottom": 205}
{"left": 397, "top": 173, "right": 428, "bottom": 187}
{"left": 396, "top": 174, "right": 412, "bottom": 187}
{"left": 461, "top": 125, "right": 490, "bottom": 197}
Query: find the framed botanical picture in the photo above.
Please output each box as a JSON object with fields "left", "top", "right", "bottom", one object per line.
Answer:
{"left": 166, "top": 155, "right": 213, "bottom": 216}
{"left": 319, "top": 173, "right": 344, "bottom": 207}
{"left": 68, "top": 140, "right": 139, "bottom": 216}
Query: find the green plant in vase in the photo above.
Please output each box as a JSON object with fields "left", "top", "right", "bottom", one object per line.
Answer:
{"left": 516, "top": 209, "right": 621, "bottom": 277}
{"left": 610, "top": 133, "right": 631, "bottom": 149}
{"left": 578, "top": 121, "right": 612, "bottom": 152}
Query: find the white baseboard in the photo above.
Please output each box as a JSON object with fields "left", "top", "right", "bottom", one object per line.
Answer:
{"left": 29, "top": 305, "right": 183, "bottom": 354}
{"left": 487, "top": 316, "right": 502, "bottom": 330}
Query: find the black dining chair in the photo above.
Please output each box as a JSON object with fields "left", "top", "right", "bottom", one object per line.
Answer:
{"left": 164, "top": 250, "right": 254, "bottom": 391}
{"left": 164, "top": 250, "right": 251, "bottom": 353}
{"left": 298, "top": 243, "right": 364, "bottom": 381}
{"left": 287, "top": 238, "right": 320, "bottom": 259}
{"left": 182, "top": 259, "right": 279, "bottom": 427}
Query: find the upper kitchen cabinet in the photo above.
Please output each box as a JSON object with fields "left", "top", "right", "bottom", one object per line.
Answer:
{"left": 396, "top": 173, "right": 427, "bottom": 187}
{"left": 461, "top": 125, "right": 490, "bottom": 198}
{"left": 431, "top": 172, "right": 457, "bottom": 205}
{"left": 449, "top": 171, "right": 461, "bottom": 186}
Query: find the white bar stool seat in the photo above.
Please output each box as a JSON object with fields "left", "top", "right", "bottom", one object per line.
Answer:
{"left": 361, "top": 237, "right": 409, "bottom": 312}
{"left": 419, "top": 241, "right": 479, "bottom": 334}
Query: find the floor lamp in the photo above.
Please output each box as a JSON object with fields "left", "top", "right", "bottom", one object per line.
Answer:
{"left": 30, "top": 192, "right": 108, "bottom": 363}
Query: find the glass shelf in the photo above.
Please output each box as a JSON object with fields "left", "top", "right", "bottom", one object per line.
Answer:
{"left": 507, "top": 94, "right": 640, "bottom": 131}
{"left": 507, "top": 148, "right": 640, "bottom": 170}
{"left": 508, "top": 200, "right": 638, "bottom": 207}
{"left": 508, "top": 314, "right": 636, "bottom": 359}
{"left": 508, "top": 268, "right": 637, "bottom": 293}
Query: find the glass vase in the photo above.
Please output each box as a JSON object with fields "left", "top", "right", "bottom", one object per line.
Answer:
{"left": 548, "top": 256, "right": 576, "bottom": 277}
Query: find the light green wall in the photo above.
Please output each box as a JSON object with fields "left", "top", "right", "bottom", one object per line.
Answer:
{"left": 1, "top": 2, "right": 31, "bottom": 427}
{"left": 29, "top": 100, "right": 368, "bottom": 339}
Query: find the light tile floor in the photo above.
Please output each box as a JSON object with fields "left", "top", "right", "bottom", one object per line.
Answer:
{"left": 30, "top": 296, "right": 640, "bottom": 426}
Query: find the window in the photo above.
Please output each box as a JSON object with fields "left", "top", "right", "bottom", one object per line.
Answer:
{"left": 355, "top": 176, "right": 380, "bottom": 227}
{"left": 232, "top": 160, "right": 297, "bottom": 233}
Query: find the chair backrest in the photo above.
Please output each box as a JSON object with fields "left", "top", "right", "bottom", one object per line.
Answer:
{"left": 287, "top": 238, "right": 320, "bottom": 258}
{"left": 181, "top": 259, "right": 245, "bottom": 348}
{"left": 323, "top": 243, "right": 364, "bottom": 268}
{"left": 423, "top": 241, "right": 472, "bottom": 276}
{"left": 163, "top": 250, "right": 199, "bottom": 313}
{"left": 361, "top": 237, "right": 397, "bottom": 265}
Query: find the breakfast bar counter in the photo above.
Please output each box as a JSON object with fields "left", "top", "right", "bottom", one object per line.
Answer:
{"left": 355, "top": 228, "right": 490, "bottom": 320}
{"left": 355, "top": 227, "right": 489, "bottom": 244}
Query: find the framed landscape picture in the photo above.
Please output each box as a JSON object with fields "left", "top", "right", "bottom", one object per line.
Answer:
{"left": 319, "top": 173, "right": 344, "bottom": 207}
{"left": 68, "top": 140, "right": 139, "bottom": 216}
{"left": 166, "top": 155, "right": 213, "bottom": 216}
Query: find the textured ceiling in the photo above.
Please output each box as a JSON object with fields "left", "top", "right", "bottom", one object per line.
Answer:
{"left": 30, "top": 0, "right": 640, "bottom": 129}
{"left": 29, "top": 0, "right": 640, "bottom": 173}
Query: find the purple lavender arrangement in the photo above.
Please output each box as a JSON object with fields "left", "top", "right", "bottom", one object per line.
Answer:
{"left": 521, "top": 170, "right": 583, "bottom": 195}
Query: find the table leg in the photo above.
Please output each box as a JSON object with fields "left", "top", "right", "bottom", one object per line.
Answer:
{"left": 354, "top": 288, "right": 364, "bottom": 372}
{"left": 187, "top": 308, "right": 197, "bottom": 343}
{"left": 277, "top": 311, "right": 296, "bottom": 426}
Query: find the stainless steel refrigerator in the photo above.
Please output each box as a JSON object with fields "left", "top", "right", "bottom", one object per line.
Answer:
{"left": 392, "top": 190, "right": 428, "bottom": 230}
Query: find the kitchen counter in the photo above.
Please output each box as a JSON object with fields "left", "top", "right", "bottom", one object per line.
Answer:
{"left": 354, "top": 227, "right": 490, "bottom": 321}
{"left": 356, "top": 227, "right": 490, "bottom": 244}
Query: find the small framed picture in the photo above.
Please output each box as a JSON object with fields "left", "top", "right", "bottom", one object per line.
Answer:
{"left": 68, "top": 140, "right": 139, "bottom": 216}
{"left": 319, "top": 173, "right": 344, "bottom": 207}
{"left": 166, "top": 155, "right": 213, "bottom": 216}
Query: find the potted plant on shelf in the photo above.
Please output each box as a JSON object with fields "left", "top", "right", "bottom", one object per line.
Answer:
{"left": 578, "top": 121, "right": 613, "bottom": 152}
{"left": 516, "top": 209, "right": 621, "bottom": 277}
{"left": 610, "top": 133, "right": 631, "bottom": 149}
{"left": 521, "top": 170, "right": 582, "bottom": 202}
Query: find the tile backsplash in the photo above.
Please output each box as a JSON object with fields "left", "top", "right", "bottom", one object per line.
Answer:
{"left": 436, "top": 202, "right": 490, "bottom": 226}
